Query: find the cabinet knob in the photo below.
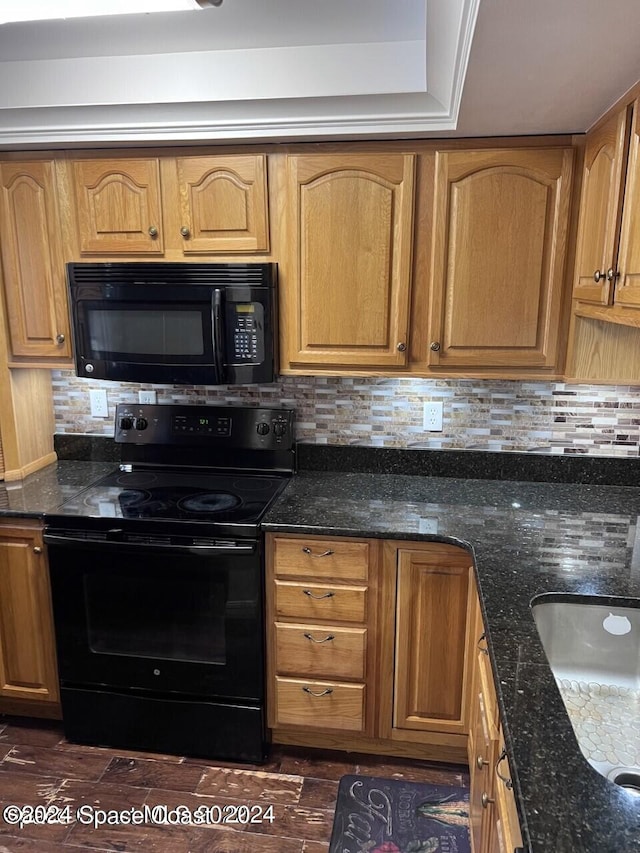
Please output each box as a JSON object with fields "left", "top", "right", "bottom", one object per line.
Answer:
{"left": 55, "top": 333, "right": 65, "bottom": 345}
{"left": 396, "top": 342, "right": 407, "bottom": 352}
{"left": 476, "top": 755, "right": 488, "bottom": 770}
{"left": 148, "top": 226, "right": 159, "bottom": 238}
{"left": 180, "top": 226, "right": 190, "bottom": 238}
{"left": 593, "top": 269, "right": 603, "bottom": 283}
{"left": 481, "top": 792, "right": 495, "bottom": 809}
{"left": 33, "top": 546, "right": 42, "bottom": 554}
{"left": 606, "top": 268, "right": 619, "bottom": 282}
{"left": 430, "top": 341, "right": 441, "bottom": 352}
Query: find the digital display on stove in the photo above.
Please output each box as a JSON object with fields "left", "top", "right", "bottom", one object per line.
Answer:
{"left": 172, "top": 414, "right": 231, "bottom": 436}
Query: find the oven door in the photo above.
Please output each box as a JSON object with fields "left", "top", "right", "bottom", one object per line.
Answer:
{"left": 45, "top": 533, "right": 263, "bottom": 702}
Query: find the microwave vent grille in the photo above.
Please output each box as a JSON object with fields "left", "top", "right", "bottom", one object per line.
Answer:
{"left": 68, "top": 263, "right": 275, "bottom": 287}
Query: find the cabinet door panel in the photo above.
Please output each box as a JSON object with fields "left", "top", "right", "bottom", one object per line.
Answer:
{"left": 573, "top": 108, "right": 630, "bottom": 305}
{"left": 614, "top": 102, "right": 640, "bottom": 308}
{"left": 285, "top": 153, "right": 415, "bottom": 368}
{"left": 73, "top": 158, "right": 163, "bottom": 254}
{"left": 394, "top": 547, "right": 472, "bottom": 734}
{"left": 175, "top": 155, "right": 269, "bottom": 253}
{"left": 0, "top": 161, "right": 71, "bottom": 358}
{"left": 0, "top": 525, "right": 59, "bottom": 703}
{"left": 428, "top": 148, "right": 573, "bottom": 368}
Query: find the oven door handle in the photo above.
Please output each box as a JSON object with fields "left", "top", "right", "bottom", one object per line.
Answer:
{"left": 43, "top": 533, "right": 255, "bottom": 555}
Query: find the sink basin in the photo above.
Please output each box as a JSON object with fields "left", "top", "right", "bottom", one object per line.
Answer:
{"left": 531, "top": 594, "right": 640, "bottom": 794}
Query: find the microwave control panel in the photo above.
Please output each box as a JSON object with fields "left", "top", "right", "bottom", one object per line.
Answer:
{"left": 227, "top": 303, "right": 265, "bottom": 364}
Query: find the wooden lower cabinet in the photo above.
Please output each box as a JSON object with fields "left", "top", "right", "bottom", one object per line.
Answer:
{"left": 265, "top": 533, "right": 476, "bottom": 763}
{"left": 468, "top": 591, "right": 523, "bottom": 853}
{"left": 0, "top": 520, "right": 60, "bottom": 717}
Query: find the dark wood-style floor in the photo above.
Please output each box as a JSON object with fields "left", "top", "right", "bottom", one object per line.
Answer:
{"left": 0, "top": 716, "right": 468, "bottom": 852}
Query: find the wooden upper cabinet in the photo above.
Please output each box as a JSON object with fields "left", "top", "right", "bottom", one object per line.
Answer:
{"left": 165, "top": 154, "right": 269, "bottom": 254}
{"left": 427, "top": 148, "right": 574, "bottom": 369}
{"left": 72, "top": 158, "right": 164, "bottom": 254}
{"left": 572, "top": 107, "right": 631, "bottom": 306}
{"left": 394, "top": 545, "right": 473, "bottom": 736}
{"left": 0, "top": 160, "right": 71, "bottom": 359}
{"left": 612, "top": 101, "right": 640, "bottom": 309}
{"left": 283, "top": 153, "right": 415, "bottom": 369}
{"left": 0, "top": 523, "right": 59, "bottom": 705}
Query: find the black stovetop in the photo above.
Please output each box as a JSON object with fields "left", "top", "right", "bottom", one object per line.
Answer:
{"left": 50, "top": 467, "right": 289, "bottom": 527}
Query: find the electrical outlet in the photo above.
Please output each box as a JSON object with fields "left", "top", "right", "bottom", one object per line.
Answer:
{"left": 423, "top": 401, "right": 443, "bottom": 431}
{"left": 138, "top": 390, "right": 157, "bottom": 404}
{"left": 89, "top": 389, "right": 109, "bottom": 418}
{"left": 419, "top": 518, "right": 439, "bottom": 535}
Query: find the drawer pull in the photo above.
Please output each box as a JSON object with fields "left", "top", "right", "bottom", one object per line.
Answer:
{"left": 477, "top": 632, "right": 489, "bottom": 655}
{"left": 303, "top": 633, "right": 335, "bottom": 644}
{"left": 302, "top": 687, "right": 333, "bottom": 697}
{"left": 303, "top": 589, "right": 335, "bottom": 600}
{"left": 496, "top": 748, "right": 513, "bottom": 789}
{"left": 302, "top": 547, "right": 335, "bottom": 558}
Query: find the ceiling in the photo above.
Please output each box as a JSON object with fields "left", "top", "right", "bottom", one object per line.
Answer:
{"left": 0, "top": 0, "right": 638, "bottom": 147}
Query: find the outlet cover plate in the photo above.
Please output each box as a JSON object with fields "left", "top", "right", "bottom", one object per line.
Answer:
{"left": 423, "top": 401, "right": 443, "bottom": 431}
{"left": 138, "top": 390, "right": 157, "bottom": 404}
{"left": 89, "top": 389, "right": 109, "bottom": 418}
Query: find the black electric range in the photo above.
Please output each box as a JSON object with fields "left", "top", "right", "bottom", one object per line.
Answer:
{"left": 43, "top": 403, "right": 294, "bottom": 763}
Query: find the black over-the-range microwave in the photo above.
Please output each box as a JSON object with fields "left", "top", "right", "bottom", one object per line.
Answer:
{"left": 67, "top": 262, "right": 277, "bottom": 385}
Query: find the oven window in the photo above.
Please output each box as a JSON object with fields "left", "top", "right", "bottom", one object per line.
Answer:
{"left": 87, "top": 308, "right": 204, "bottom": 356}
{"left": 83, "top": 573, "right": 226, "bottom": 665}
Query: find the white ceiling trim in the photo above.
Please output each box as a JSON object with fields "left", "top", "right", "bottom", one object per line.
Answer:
{"left": 0, "top": 0, "right": 480, "bottom": 147}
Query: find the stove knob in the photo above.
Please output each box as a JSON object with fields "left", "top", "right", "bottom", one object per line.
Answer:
{"left": 273, "top": 422, "right": 287, "bottom": 437}
{"left": 119, "top": 417, "right": 133, "bottom": 431}
{"left": 256, "top": 422, "right": 270, "bottom": 436}
{"left": 135, "top": 417, "right": 148, "bottom": 431}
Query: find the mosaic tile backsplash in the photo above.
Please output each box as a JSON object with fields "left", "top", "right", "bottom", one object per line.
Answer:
{"left": 51, "top": 372, "right": 640, "bottom": 457}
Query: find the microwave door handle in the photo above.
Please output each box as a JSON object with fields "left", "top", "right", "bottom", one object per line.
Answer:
{"left": 211, "top": 288, "right": 226, "bottom": 383}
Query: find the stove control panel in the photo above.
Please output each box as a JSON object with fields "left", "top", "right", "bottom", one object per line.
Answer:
{"left": 114, "top": 403, "right": 294, "bottom": 452}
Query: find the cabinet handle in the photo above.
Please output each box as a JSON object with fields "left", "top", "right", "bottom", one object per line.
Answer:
{"left": 303, "top": 589, "right": 335, "bottom": 600}
{"left": 430, "top": 341, "right": 441, "bottom": 352}
{"left": 607, "top": 268, "right": 620, "bottom": 282}
{"left": 476, "top": 755, "right": 489, "bottom": 770}
{"left": 302, "top": 687, "right": 333, "bottom": 697}
{"left": 33, "top": 546, "right": 42, "bottom": 554}
{"left": 593, "top": 269, "right": 603, "bottom": 282}
{"left": 180, "top": 226, "right": 190, "bottom": 238}
{"left": 481, "top": 792, "right": 495, "bottom": 809}
{"left": 396, "top": 342, "right": 407, "bottom": 352}
{"left": 302, "top": 547, "right": 334, "bottom": 558}
{"left": 55, "top": 333, "right": 65, "bottom": 345}
{"left": 496, "top": 748, "right": 513, "bottom": 789}
{"left": 477, "top": 632, "right": 489, "bottom": 655}
{"left": 303, "top": 633, "right": 335, "bottom": 644}
{"left": 148, "top": 226, "right": 159, "bottom": 238}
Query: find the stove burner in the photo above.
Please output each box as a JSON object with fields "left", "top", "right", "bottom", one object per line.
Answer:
{"left": 177, "top": 492, "right": 242, "bottom": 514}
{"left": 116, "top": 473, "right": 159, "bottom": 487}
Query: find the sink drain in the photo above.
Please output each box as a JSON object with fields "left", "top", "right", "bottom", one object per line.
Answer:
{"left": 609, "top": 769, "right": 640, "bottom": 796}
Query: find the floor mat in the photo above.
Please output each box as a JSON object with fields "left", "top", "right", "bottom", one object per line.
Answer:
{"left": 329, "top": 773, "right": 470, "bottom": 853}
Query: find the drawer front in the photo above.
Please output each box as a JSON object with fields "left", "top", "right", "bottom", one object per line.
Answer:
{"left": 274, "top": 677, "right": 365, "bottom": 732}
{"left": 275, "top": 622, "right": 366, "bottom": 680}
{"left": 274, "top": 581, "right": 367, "bottom": 623}
{"left": 273, "top": 537, "right": 369, "bottom": 581}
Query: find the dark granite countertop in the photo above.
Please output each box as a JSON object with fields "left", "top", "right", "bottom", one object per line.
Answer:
{"left": 0, "top": 461, "right": 114, "bottom": 518}
{"left": 263, "top": 471, "right": 640, "bottom": 853}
